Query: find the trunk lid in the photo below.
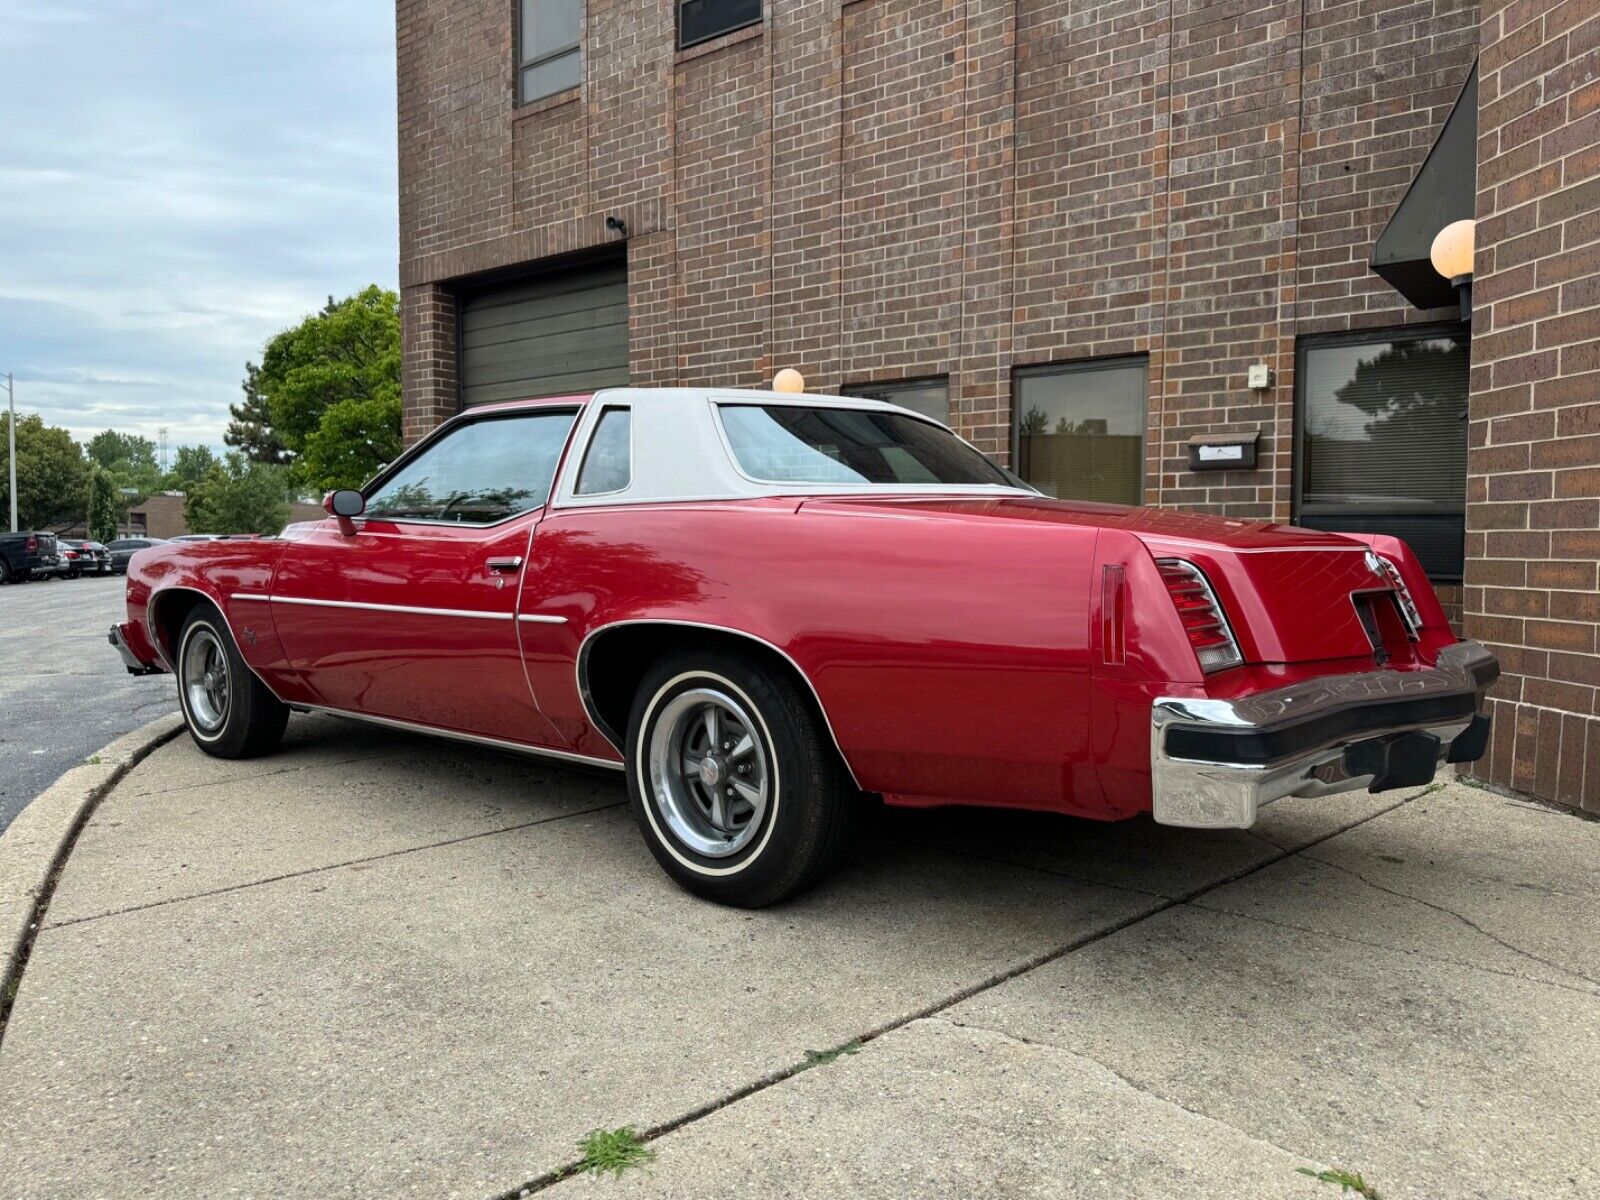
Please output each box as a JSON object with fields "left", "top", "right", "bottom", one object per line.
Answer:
{"left": 797, "top": 494, "right": 1404, "bottom": 665}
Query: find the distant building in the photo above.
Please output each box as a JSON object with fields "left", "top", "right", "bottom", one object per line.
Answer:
{"left": 122, "top": 492, "right": 324, "bottom": 539}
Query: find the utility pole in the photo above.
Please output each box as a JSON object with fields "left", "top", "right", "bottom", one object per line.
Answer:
{"left": 5, "top": 373, "right": 16, "bottom": 533}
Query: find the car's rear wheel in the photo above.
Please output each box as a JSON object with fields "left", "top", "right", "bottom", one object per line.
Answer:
{"left": 626, "top": 649, "right": 858, "bottom": 907}
{"left": 176, "top": 605, "right": 289, "bottom": 758}
{"left": 0, "top": 559, "right": 10, "bottom": 584}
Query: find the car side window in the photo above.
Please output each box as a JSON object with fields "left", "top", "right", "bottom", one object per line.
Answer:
{"left": 365, "top": 410, "right": 577, "bottom": 524}
{"left": 575, "top": 408, "right": 631, "bottom": 495}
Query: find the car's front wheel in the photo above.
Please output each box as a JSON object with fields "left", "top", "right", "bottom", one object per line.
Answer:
{"left": 176, "top": 605, "right": 289, "bottom": 758}
{"left": 626, "top": 649, "right": 858, "bottom": 907}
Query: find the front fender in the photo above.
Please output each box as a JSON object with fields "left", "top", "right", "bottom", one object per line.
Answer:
{"left": 130, "top": 541, "right": 319, "bottom": 706}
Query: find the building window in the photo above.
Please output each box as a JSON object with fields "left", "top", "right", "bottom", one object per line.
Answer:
{"left": 678, "top": 0, "right": 761, "bottom": 49}
{"left": 1014, "top": 357, "right": 1147, "bottom": 505}
{"left": 841, "top": 377, "right": 950, "bottom": 424}
{"left": 519, "top": 0, "right": 581, "bottom": 104}
{"left": 1295, "top": 327, "right": 1468, "bottom": 579}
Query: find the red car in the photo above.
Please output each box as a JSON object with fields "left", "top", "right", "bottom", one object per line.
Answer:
{"left": 111, "top": 388, "right": 1496, "bottom": 906}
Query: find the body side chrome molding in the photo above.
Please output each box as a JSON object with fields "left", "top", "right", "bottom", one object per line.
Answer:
{"left": 574, "top": 617, "right": 865, "bottom": 791}
{"left": 297, "top": 704, "right": 624, "bottom": 771}
{"left": 235, "top": 592, "right": 568, "bottom": 623}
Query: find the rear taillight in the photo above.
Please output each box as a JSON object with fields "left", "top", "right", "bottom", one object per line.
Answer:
{"left": 1366, "top": 551, "right": 1422, "bottom": 639}
{"left": 26, "top": 535, "right": 37, "bottom": 552}
{"left": 1157, "top": 558, "right": 1243, "bottom": 673}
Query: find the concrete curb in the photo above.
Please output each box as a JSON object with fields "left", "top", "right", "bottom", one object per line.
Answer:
{"left": 0, "top": 713, "right": 185, "bottom": 993}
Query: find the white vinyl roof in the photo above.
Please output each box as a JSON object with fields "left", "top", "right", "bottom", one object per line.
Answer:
{"left": 549, "top": 387, "right": 1035, "bottom": 508}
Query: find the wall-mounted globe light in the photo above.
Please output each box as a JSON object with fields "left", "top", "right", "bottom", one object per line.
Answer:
{"left": 772, "top": 368, "right": 806, "bottom": 394}
{"left": 1430, "top": 218, "right": 1475, "bottom": 323}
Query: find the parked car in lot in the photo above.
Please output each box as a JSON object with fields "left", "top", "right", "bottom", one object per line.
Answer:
{"left": 111, "top": 387, "right": 1496, "bottom": 906}
{"left": 57, "top": 538, "right": 113, "bottom": 577}
{"left": 0, "top": 530, "right": 61, "bottom": 583}
{"left": 106, "top": 537, "right": 167, "bottom": 574}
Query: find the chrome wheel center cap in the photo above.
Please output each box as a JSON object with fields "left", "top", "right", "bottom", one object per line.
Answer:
{"left": 698, "top": 756, "right": 725, "bottom": 788}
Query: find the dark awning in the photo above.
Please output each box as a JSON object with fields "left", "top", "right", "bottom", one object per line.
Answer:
{"left": 1370, "top": 62, "right": 1478, "bottom": 310}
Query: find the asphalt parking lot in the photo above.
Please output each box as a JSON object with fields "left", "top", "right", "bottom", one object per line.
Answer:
{"left": 0, "top": 574, "right": 175, "bottom": 832}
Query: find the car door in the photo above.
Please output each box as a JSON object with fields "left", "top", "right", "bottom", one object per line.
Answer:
{"left": 269, "top": 406, "right": 579, "bottom": 745}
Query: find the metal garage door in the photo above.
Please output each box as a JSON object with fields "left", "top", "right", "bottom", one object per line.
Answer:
{"left": 459, "top": 260, "right": 629, "bottom": 408}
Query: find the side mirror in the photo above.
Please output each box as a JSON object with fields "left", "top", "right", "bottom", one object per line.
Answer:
{"left": 324, "top": 489, "right": 365, "bottom": 535}
{"left": 326, "top": 490, "right": 365, "bottom": 518}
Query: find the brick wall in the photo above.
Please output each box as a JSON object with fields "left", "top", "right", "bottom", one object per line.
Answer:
{"left": 1468, "top": 0, "right": 1600, "bottom": 811}
{"left": 399, "top": 0, "right": 1478, "bottom": 490}
{"left": 398, "top": 1, "right": 1600, "bottom": 811}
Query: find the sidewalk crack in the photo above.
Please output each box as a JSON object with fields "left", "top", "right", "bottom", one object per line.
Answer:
{"left": 41, "top": 800, "right": 627, "bottom": 932}
{"left": 928, "top": 1015, "right": 1312, "bottom": 1163}
{"left": 1298, "top": 852, "right": 1599, "bottom": 990}
{"left": 1183, "top": 899, "right": 1600, "bottom": 999}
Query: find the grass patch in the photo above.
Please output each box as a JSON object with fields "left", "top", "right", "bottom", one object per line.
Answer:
{"left": 799, "top": 1039, "right": 862, "bottom": 1071}
{"left": 85, "top": 755, "right": 102, "bottom": 765}
{"left": 1298, "top": 1166, "right": 1382, "bottom": 1198}
{"left": 574, "top": 1126, "right": 655, "bottom": 1179}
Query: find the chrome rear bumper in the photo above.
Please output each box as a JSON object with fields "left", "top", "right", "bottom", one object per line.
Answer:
{"left": 1150, "top": 640, "right": 1498, "bottom": 829}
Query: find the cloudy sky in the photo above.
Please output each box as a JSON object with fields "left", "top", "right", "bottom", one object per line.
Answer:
{"left": 0, "top": 0, "right": 397, "bottom": 456}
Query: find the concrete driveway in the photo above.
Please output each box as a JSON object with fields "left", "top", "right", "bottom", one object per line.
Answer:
{"left": 0, "top": 714, "right": 1595, "bottom": 1199}
{"left": 0, "top": 574, "right": 174, "bottom": 832}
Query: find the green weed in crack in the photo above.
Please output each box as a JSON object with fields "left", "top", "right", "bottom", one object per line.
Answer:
{"left": 1298, "top": 1166, "right": 1382, "bottom": 1198}
{"left": 799, "top": 1039, "right": 862, "bottom": 1071}
{"left": 573, "top": 1127, "right": 656, "bottom": 1179}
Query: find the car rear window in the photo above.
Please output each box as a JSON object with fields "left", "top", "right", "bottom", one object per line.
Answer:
{"left": 718, "top": 405, "right": 1015, "bottom": 487}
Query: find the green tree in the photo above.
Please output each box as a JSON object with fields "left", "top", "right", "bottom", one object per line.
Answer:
{"left": 183, "top": 453, "right": 292, "bottom": 535}
{"left": 0, "top": 412, "right": 91, "bottom": 530}
{"left": 86, "top": 429, "right": 163, "bottom": 501}
{"left": 243, "top": 285, "right": 402, "bottom": 491}
{"left": 297, "top": 391, "right": 403, "bottom": 493}
{"left": 165, "top": 444, "right": 219, "bottom": 491}
{"left": 224, "top": 362, "right": 290, "bottom": 465}
{"left": 87, "top": 464, "right": 123, "bottom": 542}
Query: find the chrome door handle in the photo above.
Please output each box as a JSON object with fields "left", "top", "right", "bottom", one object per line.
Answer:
{"left": 486, "top": 556, "right": 523, "bottom": 574}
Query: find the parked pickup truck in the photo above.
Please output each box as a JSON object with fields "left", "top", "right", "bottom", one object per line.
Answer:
{"left": 0, "top": 531, "right": 60, "bottom": 583}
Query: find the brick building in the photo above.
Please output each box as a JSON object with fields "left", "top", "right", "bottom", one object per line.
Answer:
{"left": 396, "top": 0, "right": 1599, "bottom": 811}
{"left": 122, "top": 493, "right": 328, "bottom": 540}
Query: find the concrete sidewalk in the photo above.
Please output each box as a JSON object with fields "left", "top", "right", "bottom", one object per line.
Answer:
{"left": 0, "top": 713, "right": 1595, "bottom": 1199}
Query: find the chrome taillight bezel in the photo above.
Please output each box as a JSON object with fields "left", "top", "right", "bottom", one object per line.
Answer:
{"left": 1365, "top": 551, "right": 1422, "bottom": 640}
{"left": 1156, "top": 557, "right": 1244, "bottom": 673}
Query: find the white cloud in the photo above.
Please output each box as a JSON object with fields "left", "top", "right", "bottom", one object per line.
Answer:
{"left": 0, "top": 0, "right": 398, "bottom": 455}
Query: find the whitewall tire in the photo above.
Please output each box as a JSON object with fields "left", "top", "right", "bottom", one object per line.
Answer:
{"left": 625, "top": 649, "right": 858, "bottom": 907}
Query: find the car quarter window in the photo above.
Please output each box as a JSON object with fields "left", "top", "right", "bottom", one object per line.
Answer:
{"left": 364, "top": 410, "right": 577, "bottom": 524}
{"left": 718, "top": 404, "right": 1016, "bottom": 487}
{"left": 575, "top": 407, "right": 631, "bottom": 495}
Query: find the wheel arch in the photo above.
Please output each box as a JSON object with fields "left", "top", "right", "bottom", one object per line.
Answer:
{"left": 577, "top": 619, "right": 863, "bottom": 791}
{"left": 147, "top": 586, "right": 287, "bottom": 702}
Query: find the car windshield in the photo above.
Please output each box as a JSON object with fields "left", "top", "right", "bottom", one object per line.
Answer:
{"left": 718, "top": 405, "right": 1020, "bottom": 487}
